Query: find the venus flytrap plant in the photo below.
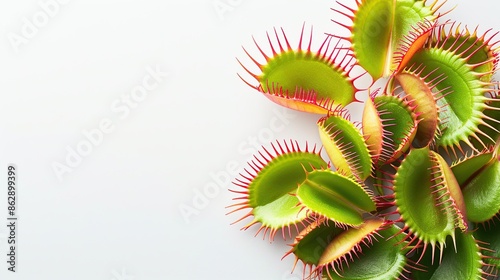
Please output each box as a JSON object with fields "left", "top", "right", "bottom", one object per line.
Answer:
{"left": 317, "top": 111, "right": 372, "bottom": 180}
{"left": 390, "top": 147, "right": 467, "bottom": 262}
{"left": 296, "top": 169, "right": 376, "bottom": 228}
{"left": 395, "top": 68, "right": 444, "bottom": 147}
{"left": 320, "top": 224, "right": 412, "bottom": 280}
{"left": 363, "top": 93, "right": 420, "bottom": 166}
{"left": 227, "top": 140, "right": 328, "bottom": 240}
{"left": 461, "top": 154, "right": 500, "bottom": 223}
{"left": 407, "top": 23, "right": 500, "bottom": 154}
{"left": 411, "top": 230, "right": 494, "bottom": 279}
{"left": 332, "top": 0, "right": 445, "bottom": 78}
{"left": 237, "top": 26, "right": 362, "bottom": 114}
{"left": 228, "top": 0, "right": 500, "bottom": 279}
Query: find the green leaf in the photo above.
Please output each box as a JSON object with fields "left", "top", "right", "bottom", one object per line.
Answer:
{"left": 365, "top": 95, "right": 418, "bottom": 165}
{"left": 228, "top": 141, "right": 328, "bottom": 240}
{"left": 409, "top": 29, "right": 497, "bottom": 152}
{"left": 411, "top": 231, "right": 485, "bottom": 280}
{"left": 350, "top": 0, "right": 394, "bottom": 78}
{"left": 322, "top": 225, "right": 408, "bottom": 280}
{"left": 462, "top": 158, "right": 500, "bottom": 223}
{"left": 432, "top": 151, "right": 468, "bottom": 231}
{"left": 394, "top": 147, "right": 457, "bottom": 249}
{"left": 238, "top": 28, "right": 358, "bottom": 114}
{"left": 362, "top": 94, "right": 384, "bottom": 163}
{"left": 339, "top": 0, "right": 438, "bottom": 78}
{"left": 283, "top": 220, "right": 342, "bottom": 268}
{"left": 297, "top": 170, "right": 375, "bottom": 227}
{"left": 318, "top": 114, "right": 372, "bottom": 180}
{"left": 316, "top": 218, "right": 385, "bottom": 278}
{"left": 451, "top": 151, "right": 493, "bottom": 186}
{"left": 395, "top": 71, "right": 439, "bottom": 146}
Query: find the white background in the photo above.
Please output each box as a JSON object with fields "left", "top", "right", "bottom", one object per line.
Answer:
{"left": 0, "top": 0, "right": 498, "bottom": 279}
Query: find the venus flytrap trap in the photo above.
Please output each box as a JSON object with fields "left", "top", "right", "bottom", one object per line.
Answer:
{"left": 227, "top": 141, "right": 328, "bottom": 240}
{"left": 228, "top": 0, "right": 500, "bottom": 279}
{"left": 237, "top": 26, "right": 362, "bottom": 114}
